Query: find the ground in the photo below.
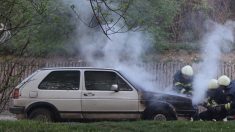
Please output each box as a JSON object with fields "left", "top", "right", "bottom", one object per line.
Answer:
{"left": 0, "top": 111, "right": 16, "bottom": 121}
{"left": 0, "top": 120, "right": 234, "bottom": 132}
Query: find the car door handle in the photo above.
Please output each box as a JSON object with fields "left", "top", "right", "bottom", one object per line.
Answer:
{"left": 83, "top": 93, "right": 95, "bottom": 96}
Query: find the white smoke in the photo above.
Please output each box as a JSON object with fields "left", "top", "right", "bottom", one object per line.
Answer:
{"left": 192, "top": 20, "right": 235, "bottom": 104}
{"left": 68, "top": 0, "right": 157, "bottom": 91}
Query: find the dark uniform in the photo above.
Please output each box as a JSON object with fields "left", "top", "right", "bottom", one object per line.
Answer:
{"left": 225, "top": 80, "right": 235, "bottom": 100}
{"left": 206, "top": 80, "right": 235, "bottom": 120}
{"left": 199, "top": 88, "right": 227, "bottom": 121}
{"left": 173, "top": 70, "right": 193, "bottom": 95}
{"left": 221, "top": 80, "right": 235, "bottom": 115}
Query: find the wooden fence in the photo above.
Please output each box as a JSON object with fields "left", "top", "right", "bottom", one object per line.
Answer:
{"left": 1, "top": 61, "right": 235, "bottom": 89}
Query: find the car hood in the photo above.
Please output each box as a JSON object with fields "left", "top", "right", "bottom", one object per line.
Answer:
{"left": 142, "top": 91, "right": 195, "bottom": 111}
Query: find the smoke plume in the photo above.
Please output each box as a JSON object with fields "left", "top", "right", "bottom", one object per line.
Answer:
{"left": 192, "top": 20, "right": 235, "bottom": 104}
{"left": 68, "top": 0, "right": 157, "bottom": 91}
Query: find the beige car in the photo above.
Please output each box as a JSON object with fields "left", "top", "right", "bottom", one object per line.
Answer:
{"left": 10, "top": 67, "right": 196, "bottom": 121}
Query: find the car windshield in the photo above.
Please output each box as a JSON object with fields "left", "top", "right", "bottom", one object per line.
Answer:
{"left": 117, "top": 70, "right": 144, "bottom": 92}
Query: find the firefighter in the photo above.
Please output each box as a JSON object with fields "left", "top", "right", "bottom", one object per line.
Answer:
{"left": 199, "top": 79, "right": 227, "bottom": 121}
{"left": 173, "top": 65, "right": 193, "bottom": 95}
{"left": 209, "top": 75, "right": 235, "bottom": 118}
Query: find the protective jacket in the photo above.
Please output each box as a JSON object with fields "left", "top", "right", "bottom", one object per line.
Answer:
{"left": 199, "top": 88, "right": 227, "bottom": 121}
{"left": 205, "top": 80, "right": 235, "bottom": 120}
{"left": 206, "top": 88, "right": 227, "bottom": 107}
{"left": 173, "top": 70, "right": 193, "bottom": 95}
{"left": 221, "top": 80, "right": 235, "bottom": 114}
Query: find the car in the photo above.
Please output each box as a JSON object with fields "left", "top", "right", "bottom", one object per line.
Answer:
{"left": 9, "top": 67, "right": 196, "bottom": 121}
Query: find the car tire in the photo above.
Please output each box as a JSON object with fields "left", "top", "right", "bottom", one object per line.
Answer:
{"left": 143, "top": 109, "right": 176, "bottom": 121}
{"left": 28, "top": 108, "right": 53, "bottom": 122}
{"left": 152, "top": 113, "right": 167, "bottom": 121}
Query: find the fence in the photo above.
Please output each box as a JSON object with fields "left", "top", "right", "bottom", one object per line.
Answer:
{"left": 1, "top": 60, "right": 235, "bottom": 111}
{"left": 1, "top": 60, "right": 235, "bottom": 89}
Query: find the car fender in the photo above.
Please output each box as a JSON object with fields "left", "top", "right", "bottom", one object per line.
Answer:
{"left": 25, "top": 101, "right": 60, "bottom": 120}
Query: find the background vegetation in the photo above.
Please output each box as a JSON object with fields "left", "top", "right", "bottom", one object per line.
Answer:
{"left": 0, "top": 0, "right": 234, "bottom": 57}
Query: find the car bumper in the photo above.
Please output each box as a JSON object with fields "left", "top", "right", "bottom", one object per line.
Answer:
{"left": 176, "top": 109, "right": 197, "bottom": 118}
{"left": 9, "top": 106, "right": 25, "bottom": 114}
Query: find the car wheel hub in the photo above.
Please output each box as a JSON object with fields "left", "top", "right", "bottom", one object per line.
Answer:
{"left": 34, "top": 114, "right": 50, "bottom": 121}
{"left": 153, "top": 114, "right": 167, "bottom": 121}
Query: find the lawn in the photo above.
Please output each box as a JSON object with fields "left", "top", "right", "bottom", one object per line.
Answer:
{"left": 0, "top": 120, "right": 235, "bottom": 132}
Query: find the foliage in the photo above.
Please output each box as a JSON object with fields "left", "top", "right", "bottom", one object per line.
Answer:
{"left": 125, "top": 0, "right": 181, "bottom": 51}
{"left": 0, "top": 0, "right": 77, "bottom": 57}
{"left": 25, "top": 1, "right": 77, "bottom": 57}
{"left": 1, "top": 0, "right": 234, "bottom": 56}
{"left": 126, "top": 0, "right": 233, "bottom": 52}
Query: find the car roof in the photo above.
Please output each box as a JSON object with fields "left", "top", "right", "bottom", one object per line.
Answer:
{"left": 41, "top": 67, "right": 117, "bottom": 71}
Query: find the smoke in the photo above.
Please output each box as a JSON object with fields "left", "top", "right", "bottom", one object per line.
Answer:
{"left": 192, "top": 20, "right": 235, "bottom": 104}
{"left": 67, "top": 0, "right": 157, "bottom": 91}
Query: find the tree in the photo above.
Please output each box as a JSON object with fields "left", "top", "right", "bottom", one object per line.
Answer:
{"left": 0, "top": 0, "right": 49, "bottom": 112}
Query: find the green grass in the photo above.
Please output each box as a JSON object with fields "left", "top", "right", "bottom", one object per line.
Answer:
{"left": 0, "top": 120, "right": 235, "bottom": 132}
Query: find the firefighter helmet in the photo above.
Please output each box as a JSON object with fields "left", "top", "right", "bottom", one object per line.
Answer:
{"left": 181, "top": 65, "right": 193, "bottom": 77}
{"left": 208, "top": 79, "right": 219, "bottom": 89}
{"left": 218, "top": 75, "right": 231, "bottom": 86}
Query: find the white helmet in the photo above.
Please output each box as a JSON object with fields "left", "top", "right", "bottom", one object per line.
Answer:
{"left": 208, "top": 79, "right": 219, "bottom": 89}
{"left": 218, "top": 75, "right": 231, "bottom": 86}
{"left": 181, "top": 65, "right": 193, "bottom": 76}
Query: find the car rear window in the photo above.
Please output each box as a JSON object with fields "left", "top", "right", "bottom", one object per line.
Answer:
{"left": 38, "top": 71, "right": 80, "bottom": 90}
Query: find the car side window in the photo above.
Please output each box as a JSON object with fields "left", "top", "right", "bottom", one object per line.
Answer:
{"left": 39, "top": 71, "right": 80, "bottom": 90}
{"left": 85, "top": 71, "right": 132, "bottom": 91}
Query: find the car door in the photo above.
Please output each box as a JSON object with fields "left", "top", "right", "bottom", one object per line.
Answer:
{"left": 81, "top": 70, "right": 140, "bottom": 120}
{"left": 36, "top": 70, "right": 82, "bottom": 119}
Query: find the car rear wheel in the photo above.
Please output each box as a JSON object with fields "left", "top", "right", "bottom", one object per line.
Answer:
{"left": 28, "top": 108, "right": 53, "bottom": 122}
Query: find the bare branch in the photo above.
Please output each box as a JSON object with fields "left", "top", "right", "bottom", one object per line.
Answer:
{"left": 89, "top": 0, "right": 111, "bottom": 39}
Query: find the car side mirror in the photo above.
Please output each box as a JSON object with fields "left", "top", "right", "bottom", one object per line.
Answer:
{"left": 111, "top": 84, "right": 119, "bottom": 92}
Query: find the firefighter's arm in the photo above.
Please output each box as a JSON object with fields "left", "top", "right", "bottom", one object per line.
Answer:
{"left": 223, "top": 102, "right": 235, "bottom": 111}
{"left": 173, "top": 82, "right": 183, "bottom": 93}
{"left": 201, "top": 97, "right": 211, "bottom": 108}
{"left": 180, "top": 88, "right": 186, "bottom": 94}
{"left": 180, "top": 85, "right": 192, "bottom": 95}
{"left": 209, "top": 102, "right": 233, "bottom": 113}
{"left": 174, "top": 82, "right": 185, "bottom": 93}
{"left": 175, "top": 82, "right": 192, "bottom": 89}
{"left": 174, "top": 82, "right": 184, "bottom": 87}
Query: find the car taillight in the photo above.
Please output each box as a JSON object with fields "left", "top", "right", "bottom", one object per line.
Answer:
{"left": 12, "top": 89, "right": 20, "bottom": 99}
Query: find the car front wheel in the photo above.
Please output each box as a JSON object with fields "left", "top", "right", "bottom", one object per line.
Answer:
{"left": 152, "top": 113, "right": 167, "bottom": 121}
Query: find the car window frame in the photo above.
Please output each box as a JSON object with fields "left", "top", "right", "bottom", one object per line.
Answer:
{"left": 38, "top": 70, "right": 81, "bottom": 90}
{"left": 84, "top": 69, "right": 134, "bottom": 91}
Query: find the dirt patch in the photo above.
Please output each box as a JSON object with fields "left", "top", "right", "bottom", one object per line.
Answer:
{"left": 0, "top": 115, "right": 16, "bottom": 120}
{"left": 0, "top": 111, "right": 16, "bottom": 121}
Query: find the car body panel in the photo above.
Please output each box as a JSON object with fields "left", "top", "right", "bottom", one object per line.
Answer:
{"left": 10, "top": 67, "right": 196, "bottom": 120}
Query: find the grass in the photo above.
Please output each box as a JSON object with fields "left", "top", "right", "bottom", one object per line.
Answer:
{"left": 0, "top": 120, "right": 235, "bottom": 132}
